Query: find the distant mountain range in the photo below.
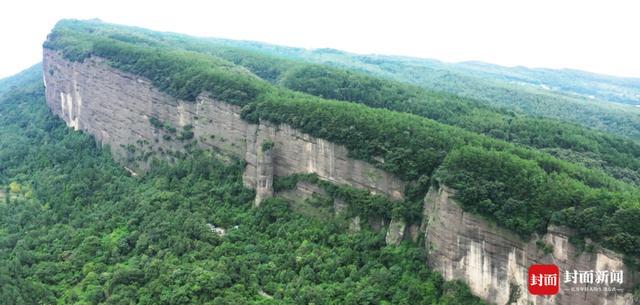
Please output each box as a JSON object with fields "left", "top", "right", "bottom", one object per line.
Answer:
{"left": 212, "top": 40, "right": 640, "bottom": 105}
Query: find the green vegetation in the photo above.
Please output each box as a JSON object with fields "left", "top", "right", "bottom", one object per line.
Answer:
{"left": 278, "top": 65, "right": 640, "bottom": 186}
{"left": 149, "top": 116, "right": 177, "bottom": 134}
{"left": 202, "top": 37, "right": 640, "bottom": 141}
{"left": 178, "top": 124, "right": 195, "bottom": 141}
{"left": 260, "top": 139, "right": 274, "bottom": 151}
{"left": 45, "top": 22, "right": 267, "bottom": 105}
{"left": 148, "top": 116, "right": 163, "bottom": 129}
{"left": 42, "top": 19, "right": 640, "bottom": 257}
{"left": 0, "top": 71, "right": 486, "bottom": 304}
{"left": 437, "top": 145, "right": 640, "bottom": 254}
{"left": 244, "top": 91, "right": 640, "bottom": 253}
{"left": 535, "top": 240, "right": 554, "bottom": 255}
{"left": 273, "top": 173, "right": 423, "bottom": 224}
{"left": 0, "top": 63, "right": 42, "bottom": 97}
{"left": 273, "top": 173, "right": 319, "bottom": 192}
{"left": 47, "top": 19, "right": 640, "bottom": 186}
{"left": 453, "top": 61, "right": 640, "bottom": 106}
{"left": 206, "top": 44, "right": 640, "bottom": 186}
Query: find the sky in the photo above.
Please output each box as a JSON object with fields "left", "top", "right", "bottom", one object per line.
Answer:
{"left": 1, "top": 0, "right": 639, "bottom": 79}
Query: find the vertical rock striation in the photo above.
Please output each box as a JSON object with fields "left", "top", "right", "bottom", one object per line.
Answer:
{"left": 42, "top": 49, "right": 406, "bottom": 201}
{"left": 254, "top": 143, "right": 274, "bottom": 206}
{"left": 423, "top": 185, "right": 637, "bottom": 305}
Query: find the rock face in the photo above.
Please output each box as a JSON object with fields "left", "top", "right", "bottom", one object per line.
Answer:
{"left": 424, "top": 185, "right": 637, "bottom": 305}
{"left": 254, "top": 144, "right": 274, "bottom": 206}
{"left": 43, "top": 48, "right": 638, "bottom": 305}
{"left": 42, "top": 49, "right": 407, "bottom": 203}
{"left": 385, "top": 218, "right": 407, "bottom": 246}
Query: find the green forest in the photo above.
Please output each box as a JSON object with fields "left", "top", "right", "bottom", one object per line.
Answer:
{"left": 41, "top": 19, "right": 640, "bottom": 258}
{"left": 2, "top": 18, "right": 640, "bottom": 304}
{"left": 193, "top": 35, "right": 640, "bottom": 141}
{"left": 0, "top": 71, "right": 486, "bottom": 304}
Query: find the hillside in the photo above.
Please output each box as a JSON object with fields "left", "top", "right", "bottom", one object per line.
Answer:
{"left": 224, "top": 42, "right": 640, "bottom": 107}
{"left": 43, "top": 19, "right": 640, "bottom": 248}
{"left": 0, "top": 63, "right": 42, "bottom": 97}
{"left": 200, "top": 36, "right": 640, "bottom": 140}
{"left": 42, "top": 20, "right": 640, "bottom": 187}
{"left": 455, "top": 61, "right": 640, "bottom": 106}
{"left": 0, "top": 66, "right": 487, "bottom": 305}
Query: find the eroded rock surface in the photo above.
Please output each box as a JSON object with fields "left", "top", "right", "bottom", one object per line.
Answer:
{"left": 423, "top": 185, "right": 637, "bottom": 305}
{"left": 43, "top": 49, "right": 406, "bottom": 204}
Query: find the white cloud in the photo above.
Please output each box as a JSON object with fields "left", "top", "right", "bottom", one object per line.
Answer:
{"left": 1, "top": 0, "right": 639, "bottom": 78}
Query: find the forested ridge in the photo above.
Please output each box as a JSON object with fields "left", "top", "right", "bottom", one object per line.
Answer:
{"left": 44, "top": 20, "right": 640, "bottom": 186}
{"left": 190, "top": 35, "right": 640, "bottom": 141}
{"left": 0, "top": 70, "right": 489, "bottom": 304}
{"left": 449, "top": 61, "right": 640, "bottom": 106}
{"left": 41, "top": 19, "right": 640, "bottom": 258}
{"left": 276, "top": 65, "right": 640, "bottom": 186}
{"left": 0, "top": 63, "right": 42, "bottom": 97}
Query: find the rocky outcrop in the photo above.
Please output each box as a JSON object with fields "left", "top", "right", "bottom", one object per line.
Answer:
{"left": 385, "top": 219, "right": 407, "bottom": 246}
{"left": 254, "top": 144, "right": 274, "bottom": 206}
{"left": 424, "top": 185, "right": 637, "bottom": 305}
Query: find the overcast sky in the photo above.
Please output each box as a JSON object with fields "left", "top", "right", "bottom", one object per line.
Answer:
{"left": 1, "top": 0, "right": 639, "bottom": 79}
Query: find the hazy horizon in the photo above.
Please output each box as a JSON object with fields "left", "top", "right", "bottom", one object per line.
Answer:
{"left": 1, "top": 0, "right": 639, "bottom": 79}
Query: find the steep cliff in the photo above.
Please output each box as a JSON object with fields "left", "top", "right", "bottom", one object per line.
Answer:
{"left": 43, "top": 48, "right": 638, "bottom": 305}
{"left": 43, "top": 49, "right": 406, "bottom": 204}
{"left": 424, "top": 185, "right": 637, "bottom": 305}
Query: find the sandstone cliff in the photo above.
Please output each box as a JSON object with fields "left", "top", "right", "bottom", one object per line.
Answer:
{"left": 424, "top": 185, "right": 636, "bottom": 305}
{"left": 43, "top": 48, "right": 637, "bottom": 305}
{"left": 43, "top": 49, "right": 406, "bottom": 202}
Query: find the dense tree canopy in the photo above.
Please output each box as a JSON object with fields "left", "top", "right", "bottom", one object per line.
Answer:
{"left": 45, "top": 20, "right": 640, "bottom": 186}
{"left": 195, "top": 34, "right": 640, "bottom": 141}
{"left": 242, "top": 91, "right": 640, "bottom": 254}
{"left": 278, "top": 65, "right": 640, "bottom": 186}
{"left": 0, "top": 74, "right": 486, "bottom": 304}
{"left": 41, "top": 19, "right": 640, "bottom": 258}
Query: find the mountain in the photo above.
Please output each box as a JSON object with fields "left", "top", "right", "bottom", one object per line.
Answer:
{"left": 456, "top": 61, "right": 640, "bottom": 105}
{"left": 39, "top": 20, "right": 640, "bottom": 189}
{"left": 0, "top": 19, "right": 639, "bottom": 304}
{"left": 226, "top": 42, "right": 640, "bottom": 106}
{"left": 200, "top": 37, "right": 640, "bottom": 140}
{"left": 0, "top": 63, "right": 42, "bottom": 97}
{"left": 0, "top": 63, "right": 483, "bottom": 305}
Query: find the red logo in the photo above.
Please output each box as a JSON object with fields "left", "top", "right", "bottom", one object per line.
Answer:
{"left": 528, "top": 264, "right": 559, "bottom": 295}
